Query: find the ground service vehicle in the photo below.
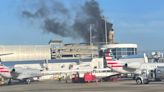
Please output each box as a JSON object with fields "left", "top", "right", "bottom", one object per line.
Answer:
{"left": 136, "top": 67, "right": 164, "bottom": 84}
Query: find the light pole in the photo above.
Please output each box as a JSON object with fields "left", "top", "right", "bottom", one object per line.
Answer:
{"left": 90, "top": 24, "right": 93, "bottom": 45}
{"left": 102, "top": 16, "right": 108, "bottom": 45}
{"left": 90, "top": 24, "right": 93, "bottom": 58}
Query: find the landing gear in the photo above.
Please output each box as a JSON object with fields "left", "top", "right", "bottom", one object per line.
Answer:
{"left": 0, "top": 76, "right": 5, "bottom": 85}
{"left": 7, "top": 78, "right": 12, "bottom": 85}
{"left": 22, "top": 78, "right": 31, "bottom": 84}
{"left": 25, "top": 79, "right": 31, "bottom": 84}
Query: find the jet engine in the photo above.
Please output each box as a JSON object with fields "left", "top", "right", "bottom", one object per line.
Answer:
{"left": 124, "top": 62, "right": 141, "bottom": 69}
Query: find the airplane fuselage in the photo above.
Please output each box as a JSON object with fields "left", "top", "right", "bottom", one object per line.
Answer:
{"left": 111, "top": 63, "right": 164, "bottom": 74}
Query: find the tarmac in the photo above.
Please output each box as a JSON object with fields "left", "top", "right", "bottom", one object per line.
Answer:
{"left": 1, "top": 79, "right": 164, "bottom": 92}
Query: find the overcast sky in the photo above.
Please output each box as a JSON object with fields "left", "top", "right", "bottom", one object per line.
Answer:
{"left": 0, "top": 0, "right": 164, "bottom": 51}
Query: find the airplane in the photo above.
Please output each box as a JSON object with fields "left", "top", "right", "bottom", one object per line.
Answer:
{"left": 0, "top": 64, "right": 48, "bottom": 84}
{"left": 104, "top": 49, "right": 164, "bottom": 77}
{"left": 38, "top": 59, "right": 120, "bottom": 83}
{"left": 104, "top": 49, "right": 149, "bottom": 74}
{"left": 0, "top": 53, "right": 47, "bottom": 84}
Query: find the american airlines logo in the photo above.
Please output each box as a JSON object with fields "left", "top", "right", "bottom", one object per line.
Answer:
{"left": 105, "top": 52, "right": 123, "bottom": 68}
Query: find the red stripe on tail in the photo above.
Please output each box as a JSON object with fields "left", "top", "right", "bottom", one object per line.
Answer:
{"left": 0, "top": 70, "right": 10, "bottom": 72}
{"left": 111, "top": 65, "right": 123, "bottom": 67}
{"left": 107, "top": 62, "right": 118, "bottom": 64}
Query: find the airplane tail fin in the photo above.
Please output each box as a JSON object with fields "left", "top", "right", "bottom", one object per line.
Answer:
{"left": 144, "top": 53, "right": 148, "bottom": 63}
{"left": 104, "top": 49, "right": 121, "bottom": 67}
{"left": 0, "top": 64, "right": 10, "bottom": 73}
{"left": 105, "top": 49, "right": 113, "bottom": 62}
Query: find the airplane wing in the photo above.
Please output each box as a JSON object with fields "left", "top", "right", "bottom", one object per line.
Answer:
{"left": 0, "top": 53, "right": 13, "bottom": 56}
{"left": 41, "top": 68, "right": 112, "bottom": 75}
{"left": 15, "top": 68, "right": 94, "bottom": 80}
{"left": 41, "top": 69, "right": 93, "bottom": 75}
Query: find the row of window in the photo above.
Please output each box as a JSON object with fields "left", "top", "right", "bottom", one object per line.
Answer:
{"left": 110, "top": 48, "right": 137, "bottom": 52}
{"left": 99, "top": 48, "right": 137, "bottom": 59}
{"left": 111, "top": 48, "right": 137, "bottom": 59}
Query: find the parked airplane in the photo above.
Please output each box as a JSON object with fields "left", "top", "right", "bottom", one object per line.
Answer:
{"left": 0, "top": 64, "right": 47, "bottom": 84}
{"left": 0, "top": 53, "right": 59, "bottom": 84}
{"left": 104, "top": 49, "right": 149, "bottom": 74}
{"left": 107, "top": 58, "right": 164, "bottom": 84}
{"left": 0, "top": 53, "right": 49, "bottom": 84}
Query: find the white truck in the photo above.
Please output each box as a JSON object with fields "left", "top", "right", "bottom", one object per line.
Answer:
{"left": 136, "top": 67, "right": 164, "bottom": 84}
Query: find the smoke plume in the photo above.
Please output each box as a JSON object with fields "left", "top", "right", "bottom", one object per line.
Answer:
{"left": 22, "top": 0, "right": 113, "bottom": 43}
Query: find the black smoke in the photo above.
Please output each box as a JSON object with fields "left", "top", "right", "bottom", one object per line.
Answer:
{"left": 22, "top": 0, "right": 113, "bottom": 43}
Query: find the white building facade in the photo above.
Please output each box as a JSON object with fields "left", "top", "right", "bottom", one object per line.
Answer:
{"left": 0, "top": 45, "right": 51, "bottom": 61}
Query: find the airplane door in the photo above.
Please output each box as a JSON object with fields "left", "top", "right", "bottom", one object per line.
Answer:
{"left": 148, "top": 70, "right": 155, "bottom": 80}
